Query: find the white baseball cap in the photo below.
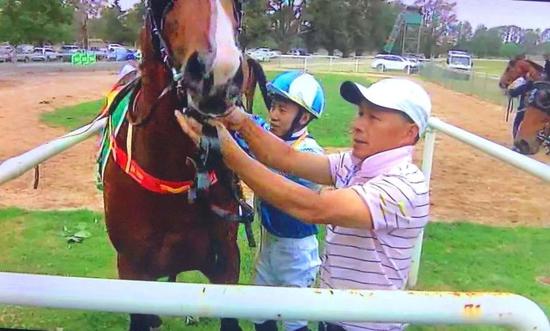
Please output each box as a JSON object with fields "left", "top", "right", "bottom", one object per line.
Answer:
{"left": 340, "top": 78, "right": 432, "bottom": 134}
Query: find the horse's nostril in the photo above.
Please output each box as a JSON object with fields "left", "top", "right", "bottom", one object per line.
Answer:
{"left": 185, "top": 52, "right": 205, "bottom": 81}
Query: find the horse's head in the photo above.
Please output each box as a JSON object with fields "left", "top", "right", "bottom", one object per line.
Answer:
{"left": 514, "top": 82, "right": 550, "bottom": 154}
{"left": 142, "top": 0, "right": 244, "bottom": 116}
{"left": 499, "top": 57, "right": 543, "bottom": 89}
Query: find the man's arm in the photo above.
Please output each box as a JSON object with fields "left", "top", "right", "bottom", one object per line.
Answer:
{"left": 224, "top": 109, "right": 334, "bottom": 186}
{"left": 218, "top": 121, "right": 373, "bottom": 229}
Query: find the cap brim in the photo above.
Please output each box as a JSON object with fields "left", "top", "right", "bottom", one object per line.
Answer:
{"left": 340, "top": 81, "right": 364, "bottom": 105}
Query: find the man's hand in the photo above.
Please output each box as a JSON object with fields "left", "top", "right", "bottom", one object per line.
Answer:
{"left": 174, "top": 109, "right": 239, "bottom": 157}
{"left": 218, "top": 105, "right": 249, "bottom": 131}
{"left": 174, "top": 109, "right": 203, "bottom": 146}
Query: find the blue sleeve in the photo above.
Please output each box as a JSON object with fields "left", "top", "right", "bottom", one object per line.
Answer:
{"left": 285, "top": 138, "right": 324, "bottom": 191}
{"left": 231, "top": 115, "right": 270, "bottom": 156}
{"left": 508, "top": 81, "right": 533, "bottom": 97}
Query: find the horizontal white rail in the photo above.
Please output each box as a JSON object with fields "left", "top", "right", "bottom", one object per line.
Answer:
{"left": 0, "top": 272, "right": 548, "bottom": 330}
{"left": 0, "top": 117, "right": 106, "bottom": 186}
{"left": 428, "top": 117, "right": 550, "bottom": 182}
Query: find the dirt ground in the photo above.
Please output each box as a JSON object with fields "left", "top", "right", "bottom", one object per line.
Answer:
{"left": 0, "top": 70, "right": 548, "bottom": 227}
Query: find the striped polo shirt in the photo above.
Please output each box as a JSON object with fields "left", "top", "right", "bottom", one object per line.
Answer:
{"left": 320, "top": 145, "right": 430, "bottom": 331}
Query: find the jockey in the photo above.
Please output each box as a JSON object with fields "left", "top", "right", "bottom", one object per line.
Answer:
{"left": 544, "top": 53, "right": 550, "bottom": 80}
{"left": 507, "top": 76, "right": 533, "bottom": 138}
{"left": 253, "top": 71, "right": 325, "bottom": 331}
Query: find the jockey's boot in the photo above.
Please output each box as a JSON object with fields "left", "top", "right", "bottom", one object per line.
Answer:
{"left": 254, "top": 320, "right": 277, "bottom": 331}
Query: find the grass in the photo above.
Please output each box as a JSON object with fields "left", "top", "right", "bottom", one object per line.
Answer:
{"left": 40, "top": 71, "right": 373, "bottom": 148}
{"left": 419, "top": 64, "right": 507, "bottom": 107}
{"left": 40, "top": 99, "right": 104, "bottom": 131}
{"left": 473, "top": 59, "right": 507, "bottom": 77}
{"left": 0, "top": 208, "right": 548, "bottom": 330}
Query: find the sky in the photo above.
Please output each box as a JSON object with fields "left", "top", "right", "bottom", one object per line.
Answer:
{"left": 118, "top": 0, "right": 550, "bottom": 30}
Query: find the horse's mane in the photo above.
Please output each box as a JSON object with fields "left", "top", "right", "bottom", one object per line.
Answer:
{"left": 525, "top": 59, "right": 544, "bottom": 72}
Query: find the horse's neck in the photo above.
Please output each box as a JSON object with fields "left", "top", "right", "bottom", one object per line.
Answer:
{"left": 126, "top": 63, "right": 197, "bottom": 179}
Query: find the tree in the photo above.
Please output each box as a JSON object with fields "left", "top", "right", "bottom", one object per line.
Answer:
{"left": 521, "top": 30, "right": 539, "bottom": 55}
{"left": 239, "top": 0, "right": 272, "bottom": 50}
{"left": 88, "top": 4, "right": 133, "bottom": 44}
{"left": 68, "top": 0, "right": 108, "bottom": 48}
{"left": 467, "top": 25, "right": 502, "bottom": 58}
{"left": 499, "top": 43, "right": 524, "bottom": 59}
{"left": 267, "top": 0, "right": 307, "bottom": 52}
{"left": 0, "top": 0, "right": 73, "bottom": 44}
{"left": 306, "top": 0, "right": 348, "bottom": 55}
{"left": 414, "top": 0, "right": 458, "bottom": 57}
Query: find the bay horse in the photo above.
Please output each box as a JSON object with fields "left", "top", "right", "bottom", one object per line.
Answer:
{"left": 498, "top": 56, "right": 545, "bottom": 89}
{"left": 101, "top": 1, "right": 268, "bottom": 330}
{"left": 514, "top": 81, "right": 550, "bottom": 155}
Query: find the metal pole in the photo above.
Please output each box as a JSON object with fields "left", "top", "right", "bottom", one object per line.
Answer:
{"left": 407, "top": 127, "right": 437, "bottom": 289}
{"left": 428, "top": 117, "right": 550, "bottom": 182}
{"left": 0, "top": 118, "right": 107, "bottom": 186}
{"left": 0, "top": 273, "right": 548, "bottom": 330}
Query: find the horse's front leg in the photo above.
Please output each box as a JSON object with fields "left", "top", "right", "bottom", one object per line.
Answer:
{"left": 203, "top": 221, "right": 242, "bottom": 331}
{"left": 118, "top": 254, "right": 163, "bottom": 331}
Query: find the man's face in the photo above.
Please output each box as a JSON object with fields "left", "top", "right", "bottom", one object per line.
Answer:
{"left": 268, "top": 99, "right": 302, "bottom": 137}
{"left": 351, "top": 101, "right": 419, "bottom": 160}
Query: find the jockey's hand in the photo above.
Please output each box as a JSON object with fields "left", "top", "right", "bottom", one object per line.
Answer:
{"left": 174, "top": 109, "right": 203, "bottom": 146}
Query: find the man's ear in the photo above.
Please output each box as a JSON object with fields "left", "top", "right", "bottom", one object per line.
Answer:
{"left": 299, "top": 112, "right": 312, "bottom": 126}
{"left": 406, "top": 124, "right": 420, "bottom": 144}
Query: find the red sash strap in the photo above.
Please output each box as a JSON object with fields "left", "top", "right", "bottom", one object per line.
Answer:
{"left": 109, "top": 136, "right": 217, "bottom": 194}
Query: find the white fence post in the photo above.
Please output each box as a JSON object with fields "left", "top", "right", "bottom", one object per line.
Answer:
{"left": 304, "top": 56, "right": 308, "bottom": 72}
{"left": 355, "top": 58, "right": 359, "bottom": 72}
{"left": 329, "top": 56, "right": 333, "bottom": 71}
{"left": 407, "top": 127, "right": 437, "bottom": 289}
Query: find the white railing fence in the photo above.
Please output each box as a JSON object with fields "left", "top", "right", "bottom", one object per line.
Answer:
{"left": 0, "top": 272, "right": 548, "bottom": 330}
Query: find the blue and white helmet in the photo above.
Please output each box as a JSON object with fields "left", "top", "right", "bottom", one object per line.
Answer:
{"left": 267, "top": 71, "right": 325, "bottom": 118}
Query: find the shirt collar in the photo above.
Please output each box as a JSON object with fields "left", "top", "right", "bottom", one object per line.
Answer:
{"left": 351, "top": 145, "right": 414, "bottom": 177}
{"left": 286, "top": 127, "right": 308, "bottom": 142}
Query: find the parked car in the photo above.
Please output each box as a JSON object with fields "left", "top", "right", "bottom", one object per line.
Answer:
{"left": 287, "top": 48, "right": 309, "bottom": 56}
{"left": 107, "top": 47, "right": 139, "bottom": 61}
{"left": 30, "top": 47, "right": 59, "bottom": 61}
{"left": 90, "top": 47, "right": 109, "bottom": 61}
{"left": 59, "top": 45, "right": 81, "bottom": 62}
{"left": 15, "top": 44, "right": 34, "bottom": 54}
{"left": 0, "top": 44, "right": 15, "bottom": 62}
{"left": 107, "top": 43, "right": 124, "bottom": 52}
{"left": 371, "top": 54, "right": 418, "bottom": 73}
{"left": 249, "top": 48, "right": 277, "bottom": 62}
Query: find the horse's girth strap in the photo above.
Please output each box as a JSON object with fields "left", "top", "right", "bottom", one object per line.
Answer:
{"left": 109, "top": 135, "right": 218, "bottom": 194}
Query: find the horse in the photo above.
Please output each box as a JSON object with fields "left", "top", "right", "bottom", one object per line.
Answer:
{"left": 101, "top": 1, "right": 268, "bottom": 330}
{"left": 514, "top": 81, "right": 550, "bottom": 155}
{"left": 498, "top": 56, "right": 545, "bottom": 89}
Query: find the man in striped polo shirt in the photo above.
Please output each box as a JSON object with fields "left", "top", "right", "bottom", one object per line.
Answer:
{"left": 175, "top": 78, "right": 431, "bottom": 331}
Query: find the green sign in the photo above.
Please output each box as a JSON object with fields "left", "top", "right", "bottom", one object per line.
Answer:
{"left": 71, "top": 52, "right": 96, "bottom": 65}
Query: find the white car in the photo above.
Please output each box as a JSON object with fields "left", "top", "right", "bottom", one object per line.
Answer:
{"left": 371, "top": 54, "right": 418, "bottom": 73}
{"left": 249, "top": 49, "right": 273, "bottom": 62}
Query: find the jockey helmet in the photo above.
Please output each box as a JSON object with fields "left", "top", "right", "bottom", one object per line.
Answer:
{"left": 267, "top": 71, "right": 325, "bottom": 118}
